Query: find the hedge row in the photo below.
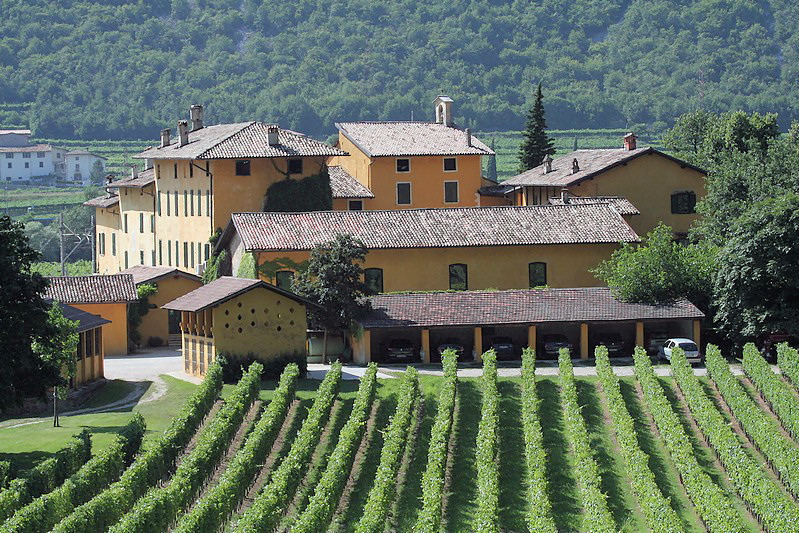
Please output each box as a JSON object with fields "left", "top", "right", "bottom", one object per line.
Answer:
{"left": 233, "top": 362, "right": 343, "bottom": 532}
{"left": 52, "top": 363, "right": 224, "bottom": 533}
{"left": 0, "top": 462, "right": 13, "bottom": 490}
{"left": 293, "top": 363, "right": 379, "bottom": 532}
{"left": 632, "top": 347, "right": 745, "bottom": 532}
{"left": 355, "top": 367, "right": 420, "bottom": 533}
{"left": 2, "top": 416, "right": 146, "bottom": 533}
{"left": 0, "top": 431, "right": 91, "bottom": 521}
{"left": 595, "top": 346, "right": 683, "bottom": 532}
{"left": 743, "top": 343, "right": 799, "bottom": 439}
{"left": 473, "top": 350, "right": 500, "bottom": 533}
{"left": 707, "top": 345, "right": 799, "bottom": 498}
{"left": 109, "top": 362, "right": 263, "bottom": 532}
{"left": 173, "top": 364, "right": 299, "bottom": 533}
{"left": 777, "top": 343, "right": 799, "bottom": 389}
{"left": 413, "top": 349, "right": 458, "bottom": 533}
{"left": 671, "top": 347, "right": 799, "bottom": 531}
{"left": 558, "top": 348, "right": 616, "bottom": 532}
{"left": 520, "top": 348, "right": 556, "bottom": 533}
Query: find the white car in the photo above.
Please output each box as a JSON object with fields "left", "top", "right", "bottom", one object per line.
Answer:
{"left": 660, "top": 338, "right": 702, "bottom": 364}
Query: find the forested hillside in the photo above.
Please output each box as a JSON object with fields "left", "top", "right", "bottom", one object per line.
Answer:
{"left": 1, "top": 0, "right": 797, "bottom": 140}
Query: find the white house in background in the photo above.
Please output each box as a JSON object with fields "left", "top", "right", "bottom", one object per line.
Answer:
{"left": 64, "top": 150, "right": 106, "bottom": 185}
{"left": 0, "top": 129, "right": 66, "bottom": 183}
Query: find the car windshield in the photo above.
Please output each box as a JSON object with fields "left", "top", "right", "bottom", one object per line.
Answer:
{"left": 679, "top": 342, "right": 698, "bottom": 351}
{"left": 544, "top": 335, "right": 567, "bottom": 343}
{"left": 389, "top": 339, "right": 411, "bottom": 348}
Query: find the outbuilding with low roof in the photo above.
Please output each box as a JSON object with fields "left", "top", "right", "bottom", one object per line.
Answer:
{"left": 57, "top": 302, "right": 111, "bottom": 388}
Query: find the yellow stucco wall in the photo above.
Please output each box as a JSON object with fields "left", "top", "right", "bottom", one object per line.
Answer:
{"left": 73, "top": 326, "right": 104, "bottom": 387}
{"left": 153, "top": 156, "right": 328, "bottom": 274}
{"left": 212, "top": 286, "right": 308, "bottom": 358}
{"left": 333, "top": 133, "right": 486, "bottom": 210}
{"left": 138, "top": 275, "right": 202, "bottom": 346}
{"left": 95, "top": 205, "right": 121, "bottom": 274}
{"left": 255, "top": 243, "right": 617, "bottom": 292}
{"left": 73, "top": 302, "right": 128, "bottom": 356}
{"left": 118, "top": 184, "right": 157, "bottom": 269}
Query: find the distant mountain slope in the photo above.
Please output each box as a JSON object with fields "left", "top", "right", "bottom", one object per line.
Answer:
{"left": 0, "top": 0, "right": 796, "bottom": 139}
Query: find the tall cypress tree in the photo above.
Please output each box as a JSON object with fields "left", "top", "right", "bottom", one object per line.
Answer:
{"left": 486, "top": 138, "right": 498, "bottom": 181}
{"left": 518, "top": 83, "right": 555, "bottom": 172}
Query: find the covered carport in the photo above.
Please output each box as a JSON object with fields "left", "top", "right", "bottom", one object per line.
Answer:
{"left": 351, "top": 287, "right": 704, "bottom": 364}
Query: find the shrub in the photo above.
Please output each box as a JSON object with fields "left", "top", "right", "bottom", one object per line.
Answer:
{"left": 473, "top": 350, "right": 500, "bottom": 532}
{"left": 173, "top": 364, "right": 299, "bottom": 533}
{"left": 355, "top": 368, "right": 419, "bottom": 533}
{"left": 777, "top": 343, "right": 799, "bottom": 388}
{"left": 520, "top": 348, "right": 556, "bottom": 532}
{"left": 742, "top": 343, "right": 799, "bottom": 439}
{"left": 4, "top": 415, "right": 146, "bottom": 533}
{"left": 110, "top": 362, "right": 263, "bottom": 532}
{"left": 0, "top": 430, "right": 91, "bottom": 521}
{"left": 146, "top": 336, "right": 164, "bottom": 348}
{"left": 0, "top": 462, "right": 14, "bottom": 490}
{"left": 413, "top": 349, "right": 458, "bottom": 533}
{"left": 293, "top": 363, "right": 378, "bottom": 532}
{"left": 217, "top": 351, "right": 307, "bottom": 383}
{"left": 52, "top": 363, "right": 223, "bottom": 532}
{"left": 233, "top": 362, "right": 343, "bottom": 532}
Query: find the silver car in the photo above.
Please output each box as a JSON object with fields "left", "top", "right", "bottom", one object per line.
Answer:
{"left": 660, "top": 338, "right": 702, "bottom": 364}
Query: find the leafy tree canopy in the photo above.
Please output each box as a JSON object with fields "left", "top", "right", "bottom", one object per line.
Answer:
{"left": 32, "top": 302, "right": 79, "bottom": 388}
{"left": 592, "top": 223, "right": 717, "bottom": 313}
{"left": 0, "top": 215, "right": 58, "bottom": 410}
{"left": 714, "top": 193, "right": 799, "bottom": 339}
{"left": 292, "top": 234, "right": 373, "bottom": 336}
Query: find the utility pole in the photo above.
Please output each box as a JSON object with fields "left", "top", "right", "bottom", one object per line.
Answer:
{"left": 59, "top": 212, "right": 92, "bottom": 276}
{"left": 91, "top": 213, "right": 96, "bottom": 274}
{"left": 60, "top": 213, "right": 66, "bottom": 276}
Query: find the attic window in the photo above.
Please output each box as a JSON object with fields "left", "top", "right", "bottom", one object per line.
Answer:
{"left": 287, "top": 159, "right": 303, "bottom": 174}
{"left": 235, "top": 160, "right": 251, "bottom": 176}
{"left": 443, "top": 157, "right": 457, "bottom": 171}
{"left": 396, "top": 158, "right": 410, "bottom": 173}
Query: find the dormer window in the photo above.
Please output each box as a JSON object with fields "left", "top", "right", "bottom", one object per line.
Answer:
{"left": 396, "top": 159, "right": 410, "bottom": 173}
{"left": 287, "top": 158, "right": 303, "bottom": 174}
{"left": 235, "top": 160, "right": 251, "bottom": 176}
{"left": 443, "top": 157, "right": 457, "bottom": 171}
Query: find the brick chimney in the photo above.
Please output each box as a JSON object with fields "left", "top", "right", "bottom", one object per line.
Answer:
{"left": 623, "top": 132, "right": 638, "bottom": 151}
{"left": 561, "top": 188, "right": 570, "bottom": 204}
{"left": 267, "top": 124, "right": 279, "bottom": 146}
{"left": 160, "top": 128, "right": 171, "bottom": 148}
{"left": 572, "top": 158, "right": 580, "bottom": 174}
{"left": 465, "top": 127, "right": 472, "bottom": 147}
{"left": 190, "top": 104, "right": 204, "bottom": 131}
{"left": 178, "top": 120, "right": 189, "bottom": 147}
{"left": 131, "top": 165, "right": 138, "bottom": 179}
{"left": 542, "top": 154, "right": 553, "bottom": 174}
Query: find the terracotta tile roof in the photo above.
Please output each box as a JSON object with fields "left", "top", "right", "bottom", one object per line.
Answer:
{"left": 359, "top": 287, "right": 704, "bottom": 328}
{"left": 119, "top": 265, "right": 201, "bottom": 285}
{"left": 549, "top": 195, "right": 640, "bottom": 215}
{"left": 136, "top": 122, "right": 345, "bottom": 160}
{"left": 328, "top": 166, "right": 374, "bottom": 198}
{"left": 161, "top": 276, "right": 318, "bottom": 312}
{"left": 0, "top": 143, "right": 53, "bottom": 153}
{"left": 336, "top": 121, "right": 494, "bottom": 157}
{"left": 45, "top": 274, "right": 138, "bottom": 304}
{"left": 83, "top": 195, "right": 119, "bottom": 208}
{"left": 227, "top": 205, "right": 640, "bottom": 252}
{"left": 57, "top": 302, "right": 111, "bottom": 333}
{"left": 108, "top": 168, "right": 155, "bottom": 188}
{"left": 502, "top": 147, "right": 705, "bottom": 187}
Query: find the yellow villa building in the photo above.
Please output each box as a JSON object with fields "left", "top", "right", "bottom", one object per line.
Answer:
{"left": 503, "top": 134, "right": 707, "bottom": 238}
{"left": 214, "top": 204, "right": 640, "bottom": 293}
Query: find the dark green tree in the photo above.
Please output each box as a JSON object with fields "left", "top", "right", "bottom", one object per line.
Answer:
{"left": 128, "top": 283, "right": 157, "bottom": 350}
{"left": 485, "top": 138, "right": 497, "bottom": 181}
{"left": 89, "top": 160, "right": 105, "bottom": 186}
{"left": 0, "top": 215, "right": 59, "bottom": 411}
{"left": 592, "top": 223, "right": 717, "bottom": 313}
{"left": 714, "top": 193, "right": 799, "bottom": 340}
{"left": 292, "top": 234, "right": 373, "bottom": 363}
{"left": 32, "top": 302, "right": 79, "bottom": 426}
{"left": 518, "top": 83, "right": 555, "bottom": 172}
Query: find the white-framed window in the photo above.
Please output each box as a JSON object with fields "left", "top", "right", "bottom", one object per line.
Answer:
{"left": 395, "top": 158, "right": 410, "bottom": 173}
{"left": 443, "top": 157, "right": 457, "bottom": 172}
{"left": 348, "top": 200, "right": 363, "bottom": 211}
{"left": 444, "top": 181, "right": 459, "bottom": 203}
{"left": 396, "top": 182, "right": 411, "bottom": 205}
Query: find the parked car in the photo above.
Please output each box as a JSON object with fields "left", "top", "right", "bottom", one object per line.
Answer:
{"left": 660, "top": 338, "right": 702, "bottom": 364}
{"left": 491, "top": 336, "right": 516, "bottom": 359}
{"left": 385, "top": 338, "right": 417, "bottom": 363}
{"left": 594, "top": 332, "right": 625, "bottom": 355}
{"left": 648, "top": 331, "right": 670, "bottom": 356}
{"left": 540, "top": 333, "right": 573, "bottom": 357}
{"left": 437, "top": 338, "right": 465, "bottom": 357}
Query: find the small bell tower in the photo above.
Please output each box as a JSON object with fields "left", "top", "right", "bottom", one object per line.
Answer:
{"left": 434, "top": 95, "right": 454, "bottom": 127}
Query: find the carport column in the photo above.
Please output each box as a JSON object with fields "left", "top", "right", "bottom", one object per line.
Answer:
{"left": 580, "top": 322, "right": 589, "bottom": 360}
{"left": 353, "top": 329, "right": 371, "bottom": 365}
{"left": 527, "top": 325, "right": 537, "bottom": 352}
{"left": 474, "top": 327, "right": 483, "bottom": 362}
{"left": 421, "top": 329, "right": 431, "bottom": 364}
{"left": 693, "top": 320, "right": 701, "bottom": 347}
{"left": 636, "top": 321, "right": 644, "bottom": 349}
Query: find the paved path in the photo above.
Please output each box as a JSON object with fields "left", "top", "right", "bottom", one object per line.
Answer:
{"left": 105, "top": 346, "right": 202, "bottom": 384}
